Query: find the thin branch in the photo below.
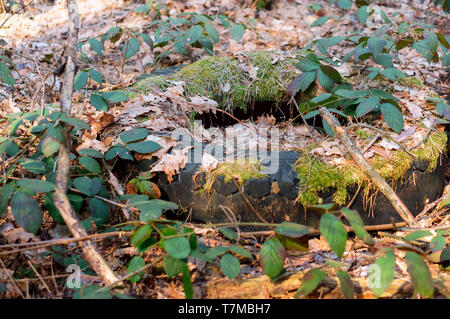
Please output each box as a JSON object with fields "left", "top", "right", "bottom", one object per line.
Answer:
{"left": 52, "top": 0, "right": 119, "bottom": 286}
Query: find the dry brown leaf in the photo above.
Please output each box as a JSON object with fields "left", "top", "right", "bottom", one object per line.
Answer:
{"left": 76, "top": 132, "right": 109, "bottom": 154}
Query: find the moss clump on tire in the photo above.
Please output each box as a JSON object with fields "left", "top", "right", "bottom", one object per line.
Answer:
{"left": 133, "top": 51, "right": 304, "bottom": 113}
{"left": 295, "top": 130, "right": 448, "bottom": 206}
{"left": 201, "top": 159, "right": 267, "bottom": 193}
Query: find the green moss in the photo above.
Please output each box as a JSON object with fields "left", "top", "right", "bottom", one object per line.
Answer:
{"left": 201, "top": 159, "right": 267, "bottom": 193}
{"left": 133, "top": 75, "right": 169, "bottom": 92}
{"left": 294, "top": 153, "right": 363, "bottom": 206}
{"left": 372, "top": 150, "right": 413, "bottom": 181}
{"left": 355, "top": 129, "right": 375, "bottom": 140}
{"left": 398, "top": 77, "right": 423, "bottom": 88}
{"left": 133, "top": 51, "right": 302, "bottom": 112}
{"left": 413, "top": 130, "right": 447, "bottom": 172}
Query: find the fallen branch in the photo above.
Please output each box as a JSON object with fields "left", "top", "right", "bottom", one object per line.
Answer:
{"left": 319, "top": 107, "right": 419, "bottom": 227}
{"left": 52, "top": 0, "right": 119, "bottom": 285}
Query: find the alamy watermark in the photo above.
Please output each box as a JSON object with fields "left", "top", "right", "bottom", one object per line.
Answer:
{"left": 170, "top": 121, "right": 281, "bottom": 174}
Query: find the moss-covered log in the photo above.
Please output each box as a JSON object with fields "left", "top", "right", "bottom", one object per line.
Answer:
{"left": 133, "top": 51, "right": 310, "bottom": 113}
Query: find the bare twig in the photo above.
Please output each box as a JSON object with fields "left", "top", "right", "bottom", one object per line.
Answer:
{"left": 27, "top": 260, "right": 51, "bottom": 294}
{"left": 319, "top": 107, "right": 418, "bottom": 227}
{"left": 346, "top": 123, "right": 417, "bottom": 158}
{"left": 0, "top": 258, "right": 25, "bottom": 298}
{"left": 362, "top": 133, "right": 381, "bottom": 154}
{"left": 96, "top": 255, "right": 164, "bottom": 292}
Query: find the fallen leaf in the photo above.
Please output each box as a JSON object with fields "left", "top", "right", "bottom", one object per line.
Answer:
{"left": 151, "top": 147, "right": 190, "bottom": 183}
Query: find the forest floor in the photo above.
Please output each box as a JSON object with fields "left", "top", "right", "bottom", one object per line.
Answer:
{"left": 0, "top": 0, "right": 449, "bottom": 299}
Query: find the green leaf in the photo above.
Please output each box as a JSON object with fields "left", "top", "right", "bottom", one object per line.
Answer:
{"left": 204, "top": 23, "right": 219, "bottom": 43}
{"left": 316, "top": 67, "right": 335, "bottom": 92}
{"left": 337, "top": 0, "right": 352, "bottom": 9}
{"left": 106, "top": 27, "right": 122, "bottom": 43}
{"left": 335, "top": 89, "right": 368, "bottom": 98}
{"left": 73, "top": 177, "right": 102, "bottom": 196}
{"left": 275, "top": 222, "right": 312, "bottom": 238}
{"left": 127, "top": 256, "right": 145, "bottom": 283}
{"left": 140, "top": 33, "right": 153, "bottom": 49}
{"left": 322, "top": 118, "right": 334, "bottom": 136}
{"left": 164, "top": 237, "right": 191, "bottom": 259}
{"left": 182, "top": 267, "right": 193, "bottom": 299}
{"left": 16, "top": 178, "right": 55, "bottom": 193}
{"left": 73, "top": 70, "right": 89, "bottom": 91}
{"left": 228, "top": 246, "right": 253, "bottom": 259}
{"left": 356, "top": 6, "right": 370, "bottom": 25}
{"left": 381, "top": 68, "right": 406, "bottom": 81}
{"left": 0, "top": 183, "right": 15, "bottom": 218}
{"left": 101, "top": 91, "right": 128, "bottom": 103}
{"left": 337, "top": 270, "right": 354, "bottom": 299}
{"left": 220, "top": 253, "right": 240, "bottom": 279}
{"left": 317, "top": 36, "right": 346, "bottom": 54}
{"left": 125, "top": 141, "right": 162, "bottom": 154}
{"left": 79, "top": 156, "right": 101, "bottom": 174}
{"left": 134, "top": 4, "right": 149, "bottom": 14}
{"left": 403, "top": 230, "right": 432, "bottom": 242}
{"left": 355, "top": 97, "right": 380, "bottom": 118}
{"left": 0, "top": 140, "right": 12, "bottom": 155}
{"left": 130, "top": 224, "right": 153, "bottom": 248}
{"left": 164, "top": 255, "right": 187, "bottom": 277}
{"left": 205, "top": 246, "right": 227, "bottom": 259}
{"left": 341, "top": 208, "right": 372, "bottom": 245}
{"left": 89, "top": 69, "right": 103, "bottom": 83}
{"left": 89, "top": 198, "right": 110, "bottom": 226}
{"left": 20, "top": 160, "right": 47, "bottom": 174}
{"left": 298, "top": 54, "right": 321, "bottom": 72}
{"left": 368, "top": 250, "right": 395, "bottom": 298}
{"left": 0, "top": 62, "right": 15, "bottom": 86}
{"left": 120, "top": 128, "right": 149, "bottom": 143}
{"left": 260, "top": 238, "right": 285, "bottom": 279}
{"left": 311, "top": 16, "right": 329, "bottom": 27}
{"left": 198, "top": 36, "right": 214, "bottom": 55}
{"left": 105, "top": 146, "right": 133, "bottom": 161}
{"left": 396, "top": 38, "right": 414, "bottom": 50}
{"left": 73, "top": 285, "right": 112, "bottom": 299}
{"left": 380, "top": 103, "right": 404, "bottom": 133}
{"left": 60, "top": 116, "right": 90, "bottom": 130}
{"left": 218, "top": 14, "right": 230, "bottom": 28}
{"left": 311, "top": 93, "right": 332, "bottom": 103}
{"left": 88, "top": 38, "right": 104, "bottom": 56}
{"left": 375, "top": 8, "right": 388, "bottom": 22}
{"left": 135, "top": 199, "right": 178, "bottom": 221}
{"left": 186, "top": 25, "right": 203, "bottom": 44}
{"left": 11, "top": 192, "right": 42, "bottom": 234}
{"left": 319, "top": 65, "right": 341, "bottom": 83}
{"left": 436, "top": 32, "right": 450, "bottom": 49}
{"left": 122, "top": 37, "right": 140, "bottom": 59}
{"left": 218, "top": 227, "right": 238, "bottom": 240}
{"left": 430, "top": 236, "right": 446, "bottom": 253}
{"left": 319, "top": 213, "right": 347, "bottom": 258}
{"left": 405, "top": 252, "right": 434, "bottom": 297}
{"left": 294, "top": 268, "right": 326, "bottom": 298}
{"left": 372, "top": 53, "right": 394, "bottom": 68}
{"left": 276, "top": 234, "right": 309, "bottom": 252}
{"left": 78, "top": 148, "right": 104, "bottom": 159}
{"left": 41, "top": 136, "right": 60, "bottom": 157}
{"left": 230, "top": 24, "right": 245, "bottom": 42}
{"left": 286, "top": 71, "right": 316, "bottom": 96}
